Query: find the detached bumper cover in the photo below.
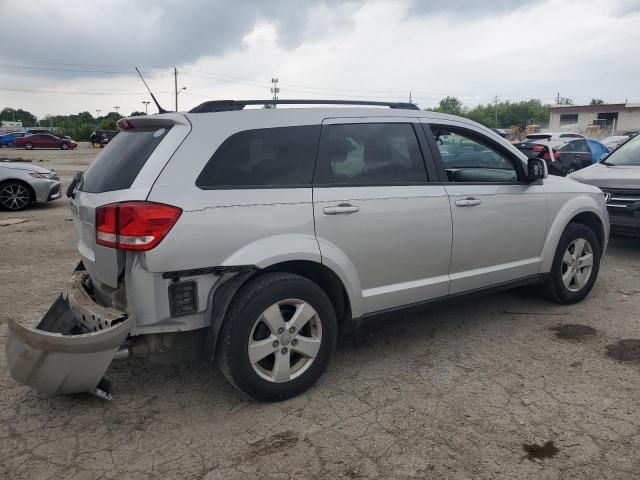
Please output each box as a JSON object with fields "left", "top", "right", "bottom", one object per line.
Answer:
{"left": 6, "top": 270, "right": 132, "bottom": 397}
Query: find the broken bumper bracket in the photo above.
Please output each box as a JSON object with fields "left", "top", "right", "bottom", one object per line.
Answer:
{"left": 5, "top": 269, "right": 132, "bottom": 398}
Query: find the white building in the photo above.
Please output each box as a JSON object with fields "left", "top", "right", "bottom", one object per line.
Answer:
{"left": 1, "top": 120, "right": 22, "bottom": 128}
{"left": 548, "top": 102, "right": 640, "bottom": 135}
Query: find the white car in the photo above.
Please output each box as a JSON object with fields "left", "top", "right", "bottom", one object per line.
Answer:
{"left": 0, "top": 162, "right": 61, "bottom": 210}
{"left": 6, "top": 100, "right": 609, "bottom": 402}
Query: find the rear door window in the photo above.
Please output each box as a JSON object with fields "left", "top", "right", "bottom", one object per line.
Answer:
{"left": 196, "top": 125, "right": 320, "bottom": 188}
{"left": 313, "top": 123, "right": 427, "bottom": 185}
{"left": 80, "top": 126, "right": 172, "bottom": 193}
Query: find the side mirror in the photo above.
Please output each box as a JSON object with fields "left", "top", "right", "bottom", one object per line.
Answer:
{"left": 527, "top": 157, "right": 545, "bottom": 182}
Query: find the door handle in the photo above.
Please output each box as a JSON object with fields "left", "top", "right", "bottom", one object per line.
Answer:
{"left": 575, "top": 154, "right": 581, "bottom": 158}
{"left": 455, "top": 197, "right": 482, "bottom": 207}
{"left": 323, "top": 203, "right": 360, "bottom": 215}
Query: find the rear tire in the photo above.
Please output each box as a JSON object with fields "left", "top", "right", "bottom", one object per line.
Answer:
{"left": 540, "top": 223, "right": 600, "bottom": 304}
{"left": 7, "top": 142, "right": 15, "bottom": 148}
{"left": 217, "top": 272, "right": 337, "bottom": 401}
{"left": 565, "top": 163, "right": 578, "bottom": 176}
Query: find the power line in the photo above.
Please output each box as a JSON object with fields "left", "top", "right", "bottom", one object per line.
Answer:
{"left": 0, "top": 87, "right": 172, "bottom": 96}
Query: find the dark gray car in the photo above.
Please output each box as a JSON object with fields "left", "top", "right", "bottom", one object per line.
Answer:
{"left": 569, "top": 133, "right": 640, "bottom": 237}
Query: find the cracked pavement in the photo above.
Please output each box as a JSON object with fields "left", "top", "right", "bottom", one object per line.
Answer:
{"left": 1, "top": 146, "right": 640, "bottom": 479}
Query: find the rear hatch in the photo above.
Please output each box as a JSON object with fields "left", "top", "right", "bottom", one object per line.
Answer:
{"left": 69, "top": 114, "right": 191, "bottom": 292}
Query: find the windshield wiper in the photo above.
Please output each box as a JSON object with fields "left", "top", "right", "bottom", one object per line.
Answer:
{"left": 600, "top": 160, "right": 616, "bottom": 166}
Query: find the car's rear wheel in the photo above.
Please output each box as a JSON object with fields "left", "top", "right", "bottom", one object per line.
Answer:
{"left": 540, "top": 223, "right": 601, "bottom": 304}
{"left": 7, "top": 142, "right": 15, "bottom": 148}
{"left": 0, "top": 181, "right": 33, "bottom": 211}
{"left": 565, "top": 163, "right": 578, "bottom": 176}
{"left": 24, "top": 142, "right": 33, "bottom": 150}
{"left": 217, "top": 272, "right": 337, "bottom": 401}
{"left": 61, "top": 143, "right": 69, "bottom": 150}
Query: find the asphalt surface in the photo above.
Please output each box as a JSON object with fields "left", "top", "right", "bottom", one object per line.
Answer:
{"left": 1, "top": 145, "right": 639, "bottom": 479}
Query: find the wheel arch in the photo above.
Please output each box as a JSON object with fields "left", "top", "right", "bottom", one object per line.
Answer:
{"left": 540, "top": 199, "right": 607, "bottom": 272}
{"left": 205, "top": 259, "right": 355, "bottom": 362}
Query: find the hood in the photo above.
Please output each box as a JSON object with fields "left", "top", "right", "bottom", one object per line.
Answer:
{"left": 569, "top": 162, "right": 640, "bottom": 190}
{"left": 0, "top": 162, "right": 53, "bottom": 174}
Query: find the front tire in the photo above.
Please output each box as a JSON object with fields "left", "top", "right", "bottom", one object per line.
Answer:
{"left": 0, "top": 180, "right": 33, "bottom": 211}
{"left": 24, "top": 142, "right": 33, "bottom": 150}
{"left": 217, "top": 273, "right": 337, "bottom": 401}
{"left": 541, "top": 223, "right": 601, "bottom": 304}
{"left": 61, "top": 143, "right": 69, "bottom": 150}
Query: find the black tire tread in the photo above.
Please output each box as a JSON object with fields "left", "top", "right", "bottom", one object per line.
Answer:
{"left": 540, "top": 222, "right": 600, "bottom": 304}
{"left": 216, "top": 272, "right": 337, "bottom": 401}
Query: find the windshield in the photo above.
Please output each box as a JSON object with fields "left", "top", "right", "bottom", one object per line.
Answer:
{"left": 603, "top": 133, "right": 640, "bottom": 166}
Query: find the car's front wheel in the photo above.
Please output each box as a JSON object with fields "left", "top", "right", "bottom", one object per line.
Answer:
{"left": 24, "top": 142, "right": 33, "bottom": 150}
{"left": 217, "top": 273, "right": 337, "bottom": 401}
{"left": 541, "top": 223, "right": 601, "bottom": 304}
{"left": 0, "top": 180, "right": 33, "bottom": 211}
{"left": 61, "top": 143, "right": 69, "bottom": 150}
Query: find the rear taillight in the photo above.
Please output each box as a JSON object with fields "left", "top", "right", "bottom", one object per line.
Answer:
{"left": 96, "top": 202, "right": 182, "bottom": 251}
{"left": 532, "top": 145, "right": 545, "bottom": 152}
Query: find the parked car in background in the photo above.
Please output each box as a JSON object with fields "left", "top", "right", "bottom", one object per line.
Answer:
{"left": 515, "top": 137, "right": 607, "bottom": 176}
{"left": 6, "top": 100, "right": 608, "bottom": 402}
{"left": 0, "top": 131, "right": 29, "bottom": 148}
{"left": 26, "top": 128, "right": 70, "bottom": 139}
{"left": 570, "top": 132, "right": 640, "bottom": 237}
{"left": 601, "top": 135, "right": 632, "bottom": 152}
{"left": 0, "top": 162, "right": 61, "bottom": 210}
{"left": 521, "top": 132, "right": 585, "bottom": 143}
{"left": 15, "top": 134, "right": 77, "bottom": 150}
{"left": 90, "top": 130, "right": 119, "bottom": 148}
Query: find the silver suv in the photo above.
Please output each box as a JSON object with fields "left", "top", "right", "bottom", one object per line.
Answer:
{"left": 6, "top": 100, "right": 609, "bottom": 401}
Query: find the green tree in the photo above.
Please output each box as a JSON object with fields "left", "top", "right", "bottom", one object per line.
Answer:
{"left": 0, "top": 108, "right": 37, "bottom": 127}
{"left": 430, "top": 96, "right": 465, "bottom": 116}
{"left": 590, "top": 98, "right": 604, "bottom": 105}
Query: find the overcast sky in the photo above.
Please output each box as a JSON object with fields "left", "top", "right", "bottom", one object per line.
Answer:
{"left": 1, "top": 0, "right": 639, "bottom": 118}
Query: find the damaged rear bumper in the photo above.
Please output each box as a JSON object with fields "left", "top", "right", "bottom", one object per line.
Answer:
{"left": 6, "top": 267, "right": 132, "bottom": 398}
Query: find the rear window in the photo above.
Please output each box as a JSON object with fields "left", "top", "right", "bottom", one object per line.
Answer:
{"left": 80, "top": 126, "right": 171, "bottom": 193}
{"left": 196, "top": 125, "right": 320, "bottom": 189}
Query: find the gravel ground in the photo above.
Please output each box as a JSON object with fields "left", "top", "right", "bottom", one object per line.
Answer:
{"left": 1, "top": 145, "right": 640, "bottom": 479}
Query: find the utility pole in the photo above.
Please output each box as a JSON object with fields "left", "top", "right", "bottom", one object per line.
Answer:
{"left": 556, "top": 92, "right": 561, "bottom": 104}
{"left": 271, "top": 78, "right": 279, "bottom": 108}
{"left": 494, "top": 95, "right": 499, "bottom": 126}
{"left": 409, "top": 91, "right": 413, "bottom": 104}
{"left": 96, "top": 109, "right": 101, "bottom": 129}
{"left": 142, "top": 101, "right": 150, "bottom": 114}
{"left": 174, "top": 67, "right": 178, "bottom": 112}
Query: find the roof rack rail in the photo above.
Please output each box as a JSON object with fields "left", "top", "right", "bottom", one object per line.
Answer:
{"left": 188, "top": 99, "right": 420, "bottom": 113}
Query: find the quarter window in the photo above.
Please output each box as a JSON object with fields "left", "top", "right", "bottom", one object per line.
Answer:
{"left": 430, "top": 126, "right": 518, "bottom": 183}
{"left": 196, "top": 125, "right": 320, "bottom": 188}
{"left": 314, "top": 123, "right": 427, "bottom": 185}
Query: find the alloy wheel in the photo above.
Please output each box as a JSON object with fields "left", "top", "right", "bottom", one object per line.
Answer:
{"left": 0, "top": 183, "right": 31, "bottom": 210}
{"left": 561, "top": 238, "right": 593, "bottom": 292}
{"left": 248, "top": 299, "right": 322, "bottom": 383}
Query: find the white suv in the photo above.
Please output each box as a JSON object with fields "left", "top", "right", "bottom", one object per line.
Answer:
{"left": 7, "top": 100, "right": 609, "bottom": 401}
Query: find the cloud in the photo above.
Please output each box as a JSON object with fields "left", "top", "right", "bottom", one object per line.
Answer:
{"left": 0, "top": 0, "right": 360, "bottom": 71}
{"left": 1, "top": 0, "right": 639, "bottom": 118}
{"left": 406, "top": 0, "right": 544, "bottom": 17}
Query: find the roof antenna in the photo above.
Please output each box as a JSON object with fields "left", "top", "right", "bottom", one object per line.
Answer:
{"left": 135, "top": 67, "right": 168, "bottom": 114}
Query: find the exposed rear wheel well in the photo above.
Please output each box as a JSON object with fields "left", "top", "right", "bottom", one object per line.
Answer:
{"left": 569, "top": 212, "right": 605, "bottom": 249}
{"left": 261, "top": 261, "right": 352, "bottom": 326}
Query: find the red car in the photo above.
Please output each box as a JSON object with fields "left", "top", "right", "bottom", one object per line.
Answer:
{"left": 15, "top": 134, "right": 77, "bottom": 150}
